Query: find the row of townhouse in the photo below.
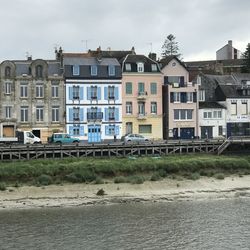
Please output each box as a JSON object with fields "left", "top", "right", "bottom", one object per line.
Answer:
{"left": 1, "top": 47, "right": 249, "bottom": 143}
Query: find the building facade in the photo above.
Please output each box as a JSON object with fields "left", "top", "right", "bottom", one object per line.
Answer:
{"left": 161, "top": 56, "right": 198, "bottom": 139}
{"left": 64, "top": 53, "right": 122, "bottom": 142}
{"left": 0, "top": 57, "right": 65, "bottom": 142}
{"left": 121, "top": 54, "right": 163, "bottom": 139}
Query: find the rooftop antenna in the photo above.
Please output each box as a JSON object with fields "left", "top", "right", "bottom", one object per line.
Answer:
{"left": 81, "top": 39, "right": 90, "bottom": 52}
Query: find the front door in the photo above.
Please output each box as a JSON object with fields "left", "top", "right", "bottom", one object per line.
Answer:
{"left": 88, "top": 125, "right": 101, "bottom": 143}
{"left": 201, "top": 126, "right": 213, "bottom": 139}
{"left": 180, "top": 127, "right": 194, "bottom": 139}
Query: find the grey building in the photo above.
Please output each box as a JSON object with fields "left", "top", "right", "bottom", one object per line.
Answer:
{"left": 0, "top": 56, "right": 65, "bottom": 142}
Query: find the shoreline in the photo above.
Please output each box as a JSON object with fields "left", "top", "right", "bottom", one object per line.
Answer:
{"left": 0, "top": 175, "right": 250, "bottom": 210}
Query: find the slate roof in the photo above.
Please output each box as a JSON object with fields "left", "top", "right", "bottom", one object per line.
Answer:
{"left": 216, "top": 84, "right": 241, "bottom": 98}
{"left": 203, "top": 74, "right": 235, "bottom": 85}
{"left": 199, "top": 102, "right": 226, "bottom": 109}
{"left": 122, "top": 54, "right": 161, "bottom": 73}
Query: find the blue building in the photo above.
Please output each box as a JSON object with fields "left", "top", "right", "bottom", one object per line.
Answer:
{"left": 64, "top": 53, "right": 122, "bottom": 143}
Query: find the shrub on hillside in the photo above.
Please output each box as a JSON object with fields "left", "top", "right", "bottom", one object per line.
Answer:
{"left": 128, "top": 175, "right": 145, "bottom": 184}
{"left": 37, "top": 174, "right": 52, "bottom": 186}
{"left": 0, "top": 182, "right": 6, "bottom": 191}
{"left": 114, "top": 176, "right": 127, "bottom": 184}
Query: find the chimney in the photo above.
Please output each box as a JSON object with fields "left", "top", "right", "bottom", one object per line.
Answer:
{"left": 228, "top": 40, "right": 233, "bottom": 59}
{"left": 148, "top": 52, "right": 157, "bottom": 61}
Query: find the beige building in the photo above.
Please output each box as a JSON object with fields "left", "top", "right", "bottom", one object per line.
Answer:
{"left": 122, "top": 54, "right": 163, "bottom": 139}
{"left": 161, "top": 56, "right": 198, "bottom": 139}
{"left": 0, "top": 54, "right": 65, "bottom": 143}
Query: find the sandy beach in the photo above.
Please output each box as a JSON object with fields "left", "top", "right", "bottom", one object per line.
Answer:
{"left": 0, "top": 175, "right": 250, "bottom": 210}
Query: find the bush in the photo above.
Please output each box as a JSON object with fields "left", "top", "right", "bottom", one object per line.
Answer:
{"left": 188, "top": 173, "right": 200, "bottom": 180}
{"left": 158, "top": 169, "right": 167, "bottom": 178}
{"left": 65, "top": 173, "right": 82, "bottom": 183}
{"left": 37, "top": 174, "right": 52, "bottom": 186}
{"left": 0, "top": 182, "right": 6, "bottom": 191}
{"left": 214, "top": 173, "right": 225, "bottom": 180}
{"left": 96, "top": 188, "right": 105, "bottom": 196}
{"left": 95, "top": 176, "right": 104, "bottom": 184}
{"left": 150, "top": 173, "right": 161, "bottom": 181}
{"left": 128, "top": 175, "right": 145, "bottom": 184}
{"left": 114, "top": 176, "right": 127, "bottom": 184}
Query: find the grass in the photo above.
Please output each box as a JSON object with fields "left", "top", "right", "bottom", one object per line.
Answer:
{"left": 0, "top": 154, "right": 249, "bottom": 186}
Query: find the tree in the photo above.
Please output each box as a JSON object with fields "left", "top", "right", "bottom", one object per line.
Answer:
{"left": 241, "top": 43, "right": 250, "bottom": 73}
{"left": 161, "top": 34, "right": 181, "bottom": 59}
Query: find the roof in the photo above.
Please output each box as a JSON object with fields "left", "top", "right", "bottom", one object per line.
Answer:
{"left": 216, "top": 84, "right": 240, "bottom": 98}
{"left": 122, "top": 54, "right": 161, "bottom": 73}
{"left": 159, "top": 55, "right": 187, "bottom": 69}
{"left": 199, "top": 102, "right": 226, "bottom": 109}
{"left": 203, "top": 74, "right": 235, "bottom": 85}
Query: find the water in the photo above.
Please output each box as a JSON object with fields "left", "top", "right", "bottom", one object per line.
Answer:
{"left": 0, "top": 199, "right": 249, "bottom": 250}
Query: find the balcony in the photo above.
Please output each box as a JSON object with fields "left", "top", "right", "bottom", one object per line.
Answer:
{"left": 87, "top": 112, "right": 103, "bottom": 121}
{"left": 137, "top": 113, "right": 147, "bottom": 120}
{"left": 137, "top": 91, "right": 147, "bottom": 100}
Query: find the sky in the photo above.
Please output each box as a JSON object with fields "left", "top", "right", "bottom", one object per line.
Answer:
{"left": 1, "top": 0, "right": 250, "bottom": 62}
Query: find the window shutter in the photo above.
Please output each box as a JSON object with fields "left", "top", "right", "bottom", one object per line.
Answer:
{"left": 164, "top": 76, "right": 168, "bottom": 84}
{"left": 105, "top": 126, "right": 109, "bottom": 135}
{"left": 80, "top": 126, "right": 84, "bottom": 136}
{"left": 115, "top": 108, "right": 119, "bottom": 121}
{"left": 105, "top": 108, "right": 108, "bottom": 121}
{"left": 115, "top": 126, "right": 120, "bottom": 135}
{"left": 170, "top": 92, "right": 174, "bottom": 103}
{"left": 104, "top": 87, "right": 108, "bottom": 100}
{"left": 97, "top": 87, "right": 101, "bottom": 100}
{"left": 87, "top": 87, "right": 91, "bottom": 100}
{"left": 115, "top": 87, "right": 119, "bottom": 100}
{"left": 69, "top": 126, "right": 73, "bottom": 135}
{"left": 180, "top": 76, "right": 185, "bottom": 87}
{"left": 193, "top": 92, "right": 197, "bottom": 102}
{"left": 69, "top": 108, "right": 73, "bottom": 122}
{"left": 181, "top": 92, "right": 187, "bottom": 103}
{"left": 80, "top": 87, "right": 84, "bottom": 100}
{"left": 80, "top": 108, "right": 84, "bottom": 121}
{"left": 69, "top": 87, "right": 73, "bottom": 100}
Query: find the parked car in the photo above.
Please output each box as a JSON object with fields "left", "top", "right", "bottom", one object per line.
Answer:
{"left": 48, "top": 133, "right": 80, "bottom": 144}
{"left": 123, "top": 134, "right": 150, "bottom": 143}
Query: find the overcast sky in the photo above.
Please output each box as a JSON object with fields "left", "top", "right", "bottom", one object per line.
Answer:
{"left": 1, "top": 0, "right": 250, "bottom": 62}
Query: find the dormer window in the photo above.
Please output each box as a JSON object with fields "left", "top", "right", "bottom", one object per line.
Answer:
{"left": 125, "top": 63, "right": 131, "bottom": 71}
{"left": 36, "top": 65, "right": 43, "bottom": 78}
{"left": 108, "top": 65, "right": 115, "bottom": 76}
{"left": 137, "top": 62, "right": 144, "bottom": 72}
{"left": 151, "top": 64, "right": 157, "bottom": 72}
{"left": 91, "top": 65, "right": 98, "bottom": 76}
{"left": 72, "top": 65, "right": 80, "bottom": 76}
{"left": 5, "top": 66, "right": 11, "bottom": 77}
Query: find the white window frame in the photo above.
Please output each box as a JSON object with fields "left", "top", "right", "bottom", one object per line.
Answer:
{"left": 52, "top": 84, "right": 59, "bottom": 98}
{"left": 72, "top": 65, "right": 80, "bottom": 76}
{"left": 36, "top": 106, "right": 44, "bottom": 122}
{"left": 5, "top": 82, "right": 11, "bottom": 94}
{"left": 52, "top": 106, "right": 59, "bottom": 122}
{"left": 173, "top": 92, "right": 180, "bottom": 103}
{"left": 91, "top": 65, "right": 98, "bottom": 76}
{"left": 151, "top": 102, "right": 157, "bottom": 114}
{"left": 126, "top": 102, "right": 132, "bottom": 114}
{"left": 187, "top": 92, "right": 193, "bottom": 103}
{"left": 20, "top": 84, "right": 28, "bottom": 98}
{"left": 20, "top": 106, "right": 28, "bottom": 122}
{"left": 36, "top": 84, "right": 44, "bottom": 98}
{"left": 108, "top": 65, "right": 115, "bottom": 76}
{"left": 137, "top": 62, "right": 144, "bottom": 72}
{"left": 5, "top": 106, "right": 11, "bottom": 119}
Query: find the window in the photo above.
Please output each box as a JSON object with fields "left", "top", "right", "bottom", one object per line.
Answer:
{"left": 174, "top": 109, "right": 193, "bottom": 120}
{"left": 52, "top": 84, "right": 59, "bottom": 98}
{"left": 219, "top": 126, "right": 223, "bottom": 136}
{"left": 5, "top": 66, "right": 11, "bottom": 77}
{"left": 5, "top": 106, "right": 11, "bottom": 119}
{"left": 139, "top": 125, "right": 152, "bottom": 133}
{"left": 73, "top": 126, "right": 80, "bottom": 136}
{"left": 20, "top": 84, "right": 28, "bottom": 97}
{"left": 151, "top": 64, "right": 157, "bottom": 72}
{"left": 5, "top": 82, "right": 11, "bottom": 94}
{"left": 138, "top": 102, "right": 145, "bottom": 115}
{"left": 52, "top": 106, "right": 59, "bottom": 122}
{"left": 36, "top": 106, "right": 44, "bottom": 122}
{"left": 72, "top": 65, "right": 80, "bottom": 76}
{"left": 199, "top": 90, "right": 205, "bottom": 101}
{"left": 91, "top": 86, "right": 97, "bottom": 99}
{"left": 91, "top": 65, "right": 97, "bottom": 76}
{"left": 21, "top": 106, "right": 28, "bottom": 122}
{"left": 36, "top": 84, "right": 44, "bottom": 98}
{"left": 36, "top": 65, "right": 43, "bottom": 78}
{"left": 108, "top": 86, "right": 115, "bottom": 99}
{"left": 207, "top": 112, "right": 212, "bottom": 118}
{"left": 138, "top": 82, "right": 145, "bottom": 95}
{"left": 73, "top": 107, "right": 80, "bottom": 121}
{"left": 150, "top": 82, "right": 157, "bottom": 94}
{"left": 126, "top": 102, "right": 132, "bottom": 114}
{"left": 173, "top": 92, "right": 180, "bottom": 102}
{"left": 187, "top": 92, "right": 193, "bottom": 102}
{"left": 231, "top": 102, "right": 237, "bottom": 115}
{"left": 213, "top": 110, "right": 222, "bottom": 118}
{"left": 108, "top": 65, "right": 115, "bottom": 76}
{"left": 126, "top": 82, "right": 132, "bottom": 94}
{"left": 106, "top": 125, "right": 116, "bottom": 135}
{"left": 73, "top": 86, "right": 80, "bottom": 99}
{"left": 137, "top": 62, "right": 144, "bottom": 72}
{"left": 108, "top": 107, "right": 115, "bottom": 120}
{"left": 242, "top": 101, "right": 248, "bottom": 115}
{"left": 168, "top": 76, "right": 180, "bottom": 83}
{"left": 151, "top": 102, "right": 157, "bottom": 114}
{"left": 125, "top": 63, "right": 131, "bottom": 71}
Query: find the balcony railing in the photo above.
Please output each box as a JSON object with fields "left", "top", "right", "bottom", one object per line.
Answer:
{"left": 87, "top": 112, "right": 103, "bottom": 120}
{"left": 137, "top": 91, "right": 147, "bottom": 100}
{"left": 137, "top": 112, "right": 147, "bottom": 119}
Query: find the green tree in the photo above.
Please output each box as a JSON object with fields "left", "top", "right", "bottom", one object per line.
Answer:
{"left": 241, "top": 43, "right": 250, "bottom": 73}
{"left": 161, "top": 34, "right": 181, "bottom": 59}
